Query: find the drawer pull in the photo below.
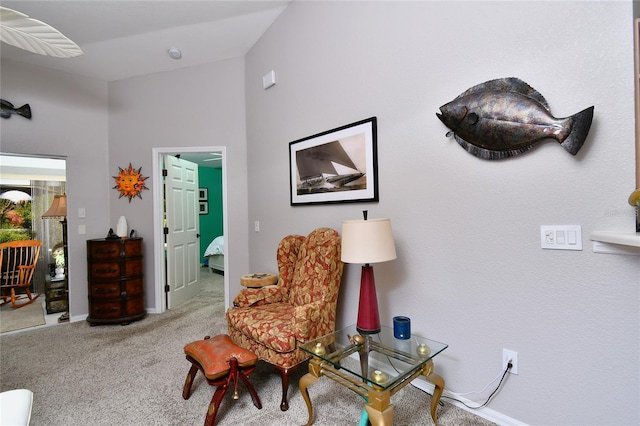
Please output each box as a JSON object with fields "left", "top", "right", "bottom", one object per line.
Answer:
{"left": 96, "top": 307, "right": 118, "bottom": 314}
{"left": 94, "top": 267, "right": 118, "bottom": 274}
{"left": 95, "top": 248, "right": 117, "bottom": 255}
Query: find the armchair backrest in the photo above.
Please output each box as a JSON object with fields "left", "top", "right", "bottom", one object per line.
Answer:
{"left": 275, "top": 234, "right": 306, "bottom": 303}
{"left": 287, "top": 228, "right": 343, "bottom": 307}
{"left": 0, "top": 240, "right": 42, "bottom": 287}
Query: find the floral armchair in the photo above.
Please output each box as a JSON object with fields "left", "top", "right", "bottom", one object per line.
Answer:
{"left": 226, "top": 228, "right": 344, "bottom": 411}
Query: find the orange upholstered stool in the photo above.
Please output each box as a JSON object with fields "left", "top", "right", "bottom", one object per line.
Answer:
{"left": 183, "top": 334, "right": 262, "bottom": 426}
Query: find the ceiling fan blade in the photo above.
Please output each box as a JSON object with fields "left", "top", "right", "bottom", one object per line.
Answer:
{"left": 203, "top": 153, "right": 223, "bottom": 161}
{"left": 0, "top": 7, "right": 83, "bottom": 58}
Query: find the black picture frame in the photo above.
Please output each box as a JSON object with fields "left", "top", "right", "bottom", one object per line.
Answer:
{"left": 289, "top": 117, "right": 378, "bottom": 206}
{"left": 199, "top": 188, "right": 208, "bottom": 201}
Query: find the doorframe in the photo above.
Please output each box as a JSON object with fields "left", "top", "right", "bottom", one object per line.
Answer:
{"left": 151, "top": 146, "right": 228, "bottom": 314}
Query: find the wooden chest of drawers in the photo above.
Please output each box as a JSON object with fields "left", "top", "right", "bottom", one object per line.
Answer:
{"left": 86, "top": 237, "right": 146, "bottom": 325}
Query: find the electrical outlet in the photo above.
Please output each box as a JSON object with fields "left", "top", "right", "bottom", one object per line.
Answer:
{"left": 502, "top": 349, "right": 518, "bottom": 375}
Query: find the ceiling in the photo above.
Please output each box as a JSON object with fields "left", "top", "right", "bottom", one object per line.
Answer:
{"left": 0, "top": 0, "right": 290, "bottom": 82}
{"left": 1, "top": 1, "right": 290, "bottom": 168}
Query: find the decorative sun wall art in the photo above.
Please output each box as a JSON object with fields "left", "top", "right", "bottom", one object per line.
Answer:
{"left": 112, "top": 163, "right": 149, "bottom": 202}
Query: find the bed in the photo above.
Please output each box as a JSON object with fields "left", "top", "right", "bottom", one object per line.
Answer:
{"left": 204, "top": 235, "right": 224, "bottom": 274}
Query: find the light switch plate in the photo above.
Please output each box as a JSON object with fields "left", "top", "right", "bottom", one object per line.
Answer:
{"left": 540, "top": 225, "right": 582, "bottom": 250}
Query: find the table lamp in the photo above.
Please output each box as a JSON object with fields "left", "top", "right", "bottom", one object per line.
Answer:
{"left": 42, "top": 195, "right": 68, "bottom": 276}
{"left": 341, "top": 211, "right": 396, "bottom": 334}
{"left": 42, "top": 194, "right": 69, "bottom": 322}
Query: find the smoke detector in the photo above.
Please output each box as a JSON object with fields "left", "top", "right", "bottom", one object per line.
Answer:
{"left": 168, "top": 48, "right": 182, "bottom": 60}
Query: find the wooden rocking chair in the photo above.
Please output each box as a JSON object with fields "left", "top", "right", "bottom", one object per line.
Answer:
{"left": 0, "top": 240, "right": 42, "bottom": 308}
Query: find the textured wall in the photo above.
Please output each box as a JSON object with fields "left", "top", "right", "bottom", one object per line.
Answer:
{"left": 0, "top": 61, "right": 109, "bottom": 319}
{"left": 244, "top": 1, "right": 639, "bottom": 424}
{"left": 108, "top": 57, "right": 250, "bottom": 310}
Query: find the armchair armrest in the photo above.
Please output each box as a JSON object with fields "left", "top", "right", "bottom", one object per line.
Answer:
{"left": 293, "top": 300, "right": 327, "bottom": 341}
{"left": 232, "top": 286, "right": 285, "bottom": 307}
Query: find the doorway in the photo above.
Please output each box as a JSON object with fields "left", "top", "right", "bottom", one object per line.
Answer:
{"left": 152, "top": 147, "right": 228, "bottom": 314}
{"left": 0, "top": 153, "right": 68, "bottom": 332}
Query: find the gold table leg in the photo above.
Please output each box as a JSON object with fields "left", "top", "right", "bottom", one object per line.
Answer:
{"left": 426, "top": 372, "right": 444, "bottom": 425}
{"left": 365, "top": 403, "right": 394, "bottom": 426}
{"left": 365, "top": 385, "right": 394, "bottom": 426}
{"left": 300, "top": 358, "right": 323, "bottom": 426}
{"left": 422, "top": 360, "right": 444, "bottom": 425}
{"left": 300, "top": 372, "right": 319, "bottom": 426}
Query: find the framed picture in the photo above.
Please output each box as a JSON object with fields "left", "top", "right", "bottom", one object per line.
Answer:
{"left": 289, "top": 117, "right": 378, "bottom": 206}
{"left": 199, "top": 188, "right": 208, "bottom": 201}
{"left": 199, "top": 201, "right": 208, "bottom": 215}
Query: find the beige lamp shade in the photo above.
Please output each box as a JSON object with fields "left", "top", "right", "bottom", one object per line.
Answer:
{"left": 42, "top": 194, "right": 67, "bottom": 218}
{"left": 341, "top": 218, "right": 397, "bottom": 264}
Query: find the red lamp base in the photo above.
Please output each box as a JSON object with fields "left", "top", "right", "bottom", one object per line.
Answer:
{"left": 356, "top": 264, "right": 381, "bottom": 334}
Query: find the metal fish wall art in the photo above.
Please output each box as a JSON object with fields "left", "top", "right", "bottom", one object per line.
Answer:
{"left": 436, "top": 78, "right": 594, "bottom": 160}
{"left": 0, "top": 99, "right": 31, "bottom": 119}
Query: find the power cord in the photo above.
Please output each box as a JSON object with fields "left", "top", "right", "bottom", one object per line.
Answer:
{"left": 445, "top": 361, "right": 509, "bottom": 397}
{"left": 439, "top": 361, "right": 512, "bottom": 409}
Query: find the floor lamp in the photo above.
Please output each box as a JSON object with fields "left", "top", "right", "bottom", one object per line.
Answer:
{"left": 341, "top": 211, "right": 396, "bottom": 334}
{"left": 42, "top": 194, "right": 69, "bottom": 322}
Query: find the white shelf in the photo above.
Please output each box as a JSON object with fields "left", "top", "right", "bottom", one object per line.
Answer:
{"left": 590, "top": 231, "right": 640, "bottom": 247}
{"left": 590, "top": 231, "right": 640, "bottom": 255}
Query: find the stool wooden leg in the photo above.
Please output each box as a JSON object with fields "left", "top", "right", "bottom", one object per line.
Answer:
{"left": 183, "top": 363, "right": 199, "bottom": 400}
{"left": 204, "top": 358, "right": 238, "bottom": 426}
{"left": 238, "top": 368, "right": 262, "bottom": 409}
{"left": 205, "top": 385, "right": 228, "bottom": 426}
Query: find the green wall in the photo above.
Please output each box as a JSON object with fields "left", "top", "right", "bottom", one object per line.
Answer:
{"left": 198, "top": 167, "right": 223, "bottom": 263}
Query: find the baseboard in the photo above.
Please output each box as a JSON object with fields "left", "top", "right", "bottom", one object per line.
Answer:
{"left": 69, "top": 313, "right": 87, "bottom": 323}
{"left": 69, "top": 308, "right": 158, "bottom": 323}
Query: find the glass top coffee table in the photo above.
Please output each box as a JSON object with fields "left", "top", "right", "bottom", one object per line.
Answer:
{"left": 299, "top": 324, "right": 448, "bottom": 425}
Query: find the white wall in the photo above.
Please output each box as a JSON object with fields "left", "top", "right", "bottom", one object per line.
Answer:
{"left": 1, "top": 57, "right": 250, "bottom": 317}
{"left": 0, "top": 60, "right": 110, "bottom": 318}
{"left": 108, "top": 58, "right": 250, "bottom": 307}
{"left": 244, "top": 1, "right": 639, "bottom": 425}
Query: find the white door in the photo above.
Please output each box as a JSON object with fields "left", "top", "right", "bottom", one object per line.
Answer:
{"left": 165, "top": 155, "right": 201, "bottom": 308}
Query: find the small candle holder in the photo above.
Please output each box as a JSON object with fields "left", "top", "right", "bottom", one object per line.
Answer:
{"left": 417, "top": 343, "right": 431, "bottom": 358}
{"left": 311, "top": 342, "right": 326, "bottom": 356}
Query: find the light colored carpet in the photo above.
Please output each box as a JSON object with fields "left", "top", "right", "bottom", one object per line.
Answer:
{"left": 0, "top": 297, "right": 45, "bottom": 333}
{"left": 0, "top": 271, "right": 495, "bottom": 425}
